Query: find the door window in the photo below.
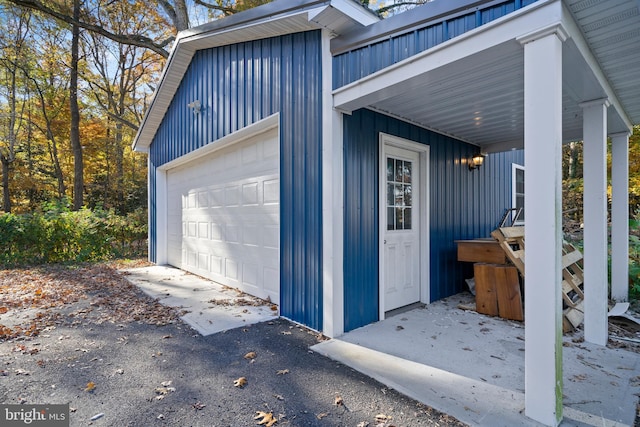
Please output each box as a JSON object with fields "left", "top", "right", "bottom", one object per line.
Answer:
{"left": 386, "top": 156, "right": 413, "bottom": 231}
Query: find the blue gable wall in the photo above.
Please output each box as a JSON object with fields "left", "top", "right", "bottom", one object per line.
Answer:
{"left": 343, "top": 109, "right": 524, "bottom": 332}
{"left": 333, "top": 0, "right": 538, "bottom": 89}
{"left": 148, "top": 30, "right": 323, "bottom": 330}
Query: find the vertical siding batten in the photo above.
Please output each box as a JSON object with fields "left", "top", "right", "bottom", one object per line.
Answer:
{"left": 148, "top": 31, "right": 323, "bottom": 331}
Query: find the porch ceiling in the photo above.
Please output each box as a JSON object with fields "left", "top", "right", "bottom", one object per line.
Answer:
{"left": 333, "top": 0, "right": 640, "bottom": 152}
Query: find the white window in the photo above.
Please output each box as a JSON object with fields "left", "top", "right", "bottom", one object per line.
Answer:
{"left": 512, "top": 164, "right": 525, "bottom": 225}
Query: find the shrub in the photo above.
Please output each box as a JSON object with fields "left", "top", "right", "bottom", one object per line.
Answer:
{"left": 630, "top": 216, "right": 640, "bottom": 300}
{"left": 0, "top": 205, "right": 147, "bottom": 267}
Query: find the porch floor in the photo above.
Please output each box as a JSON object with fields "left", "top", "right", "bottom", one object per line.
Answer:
{"left": 311, "top": 293, "right": 640, "bottom": 427}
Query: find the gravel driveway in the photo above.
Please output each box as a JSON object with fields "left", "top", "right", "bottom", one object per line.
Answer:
{"left": 0, "top": 262, "right": 466, "bottom": 427}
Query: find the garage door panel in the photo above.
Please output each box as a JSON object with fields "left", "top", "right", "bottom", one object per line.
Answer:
{"left": 165, "top": 127, "right": 280, "bottom": 303}
{"left": 263, "top": 179, "right": 279, "bottom": 204}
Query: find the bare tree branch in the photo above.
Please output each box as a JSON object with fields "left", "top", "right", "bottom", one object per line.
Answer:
{"left": 375, "top": 1, "right": 429, "bottom": 15}
{"left": 192, "top": 0, "right": 235, "bottom": 16}
{"left": 4, "top": 0, "right": 172, "bottom": 58}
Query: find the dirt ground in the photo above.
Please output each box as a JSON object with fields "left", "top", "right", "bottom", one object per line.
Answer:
{"left": 0, "top": 261, "right": 467, "bottom": 427}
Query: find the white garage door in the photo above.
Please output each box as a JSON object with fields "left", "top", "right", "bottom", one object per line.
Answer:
{"left": 166, "top": 127, "right": 279, "bottom": 303}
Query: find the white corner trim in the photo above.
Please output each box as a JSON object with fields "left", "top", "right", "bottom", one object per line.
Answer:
{"left": 155, "top": 168, "right": 168, "bottom": 265}
{"left": 158, "top": 113, "right": 279, "bottom": 171}
{"left": 516, "top": 22, "right": 569, "bottom": 45}
{"left": 321, "top": 29, "right": 345, "bottom": 338}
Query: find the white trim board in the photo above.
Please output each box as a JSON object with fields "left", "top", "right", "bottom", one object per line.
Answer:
{"left": 158, "top": 114, "right": 279, "bottom": 172}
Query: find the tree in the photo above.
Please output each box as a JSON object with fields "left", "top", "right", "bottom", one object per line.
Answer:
{"left": 69, "top": 0, "right": 83, "bottom": 209}
{"left": 3, "top": 0, "right": 176, "bottom": 57}
{"left": 0, "top": 6, "right": 31, "bottom": 212}
{"left": 81, "top": 3, "right": 163, "bottom": 212}
{"left": 1, "top": 0, "right": 271, "bottom": 58}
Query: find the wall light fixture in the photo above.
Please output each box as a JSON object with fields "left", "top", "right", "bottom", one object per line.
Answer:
{"left": 469, "top": 153, "right": 485, "bottom": 171}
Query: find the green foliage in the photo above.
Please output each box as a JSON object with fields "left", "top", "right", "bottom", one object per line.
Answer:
{"left": 630, "top": 215, "right": 640, "bottom": 299}
{"left": 0, "top": 204, "right": 147, "bottom": 267}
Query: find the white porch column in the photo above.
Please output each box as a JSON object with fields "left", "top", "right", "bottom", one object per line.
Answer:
{"left": 610, "top": 131, "right": 630, "bottom": 302}
{"left": 518, "top": 24, "right": 567, "bottom": 427}
{"left": 581, "top": 98, "right": 610, "bottom": 346}
{"left": 321, "top": 30, "right": 344, "bottom": 338}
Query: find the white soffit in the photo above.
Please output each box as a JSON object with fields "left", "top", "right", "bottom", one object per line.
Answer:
{"left": 333, "top": 0, "right": 638, "bottom": 151}
{"left": 332, "top": 0, "right": 561, "bottom": 114}
{"left": 564, "top": 0, "right": 640, "bottom": 126}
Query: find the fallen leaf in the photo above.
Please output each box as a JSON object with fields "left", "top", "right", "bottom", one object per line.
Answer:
{"left": 85, "top": 381, "right": 96, "bottom": 392}
{"left": 161, "top": 380, "right": 172, "bottom": 387}
{"left": 276, "top": 369, "right": 289, "bottom": 375}
{"left": 316, "top": 412, "right": 328, "bottom": 419}
{"left": 375, "top": 414, "right": 391, "bottom": 422}
{"left": 154, "top": 384, "right": 176, "bottom": 399}
{"left": 234, "top": 377, "right": 248, "bottom": 388}
{"left": 396, "top": 325, "right": 404, "bottom": 331}
{"left": 334, "top": 395, "right": 344, "bottom": 406}
{"left": 356, "top": 422, "right": 369, "bottom": 427}
{"left": 244, "top": 351, "right": 257, "bottom": 360}
{"left": 70, "top": 408, "right": 77, "bottom": 413}
{"left": 115, "top": 369, "right": 124, "bottom": 375}
{"left": 192, "top": 402, "right": 206, "bottom": 410}
{"left": 157, "top": 414, "right": 165, "bottom": 420}
{"left": 162, "top": 335, "right": 172, "bottom": 339}
{"left": 255, "top": 411, "right": 277, "bottom": 426}
{"left": 273, "top": 394, "right": 284, "bottom": 401}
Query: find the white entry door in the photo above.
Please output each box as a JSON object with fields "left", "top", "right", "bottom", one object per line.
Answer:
{"left": 381, "top": 143, "right": 421, "bottom": 312}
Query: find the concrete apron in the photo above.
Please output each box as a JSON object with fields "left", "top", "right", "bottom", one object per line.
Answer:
{"left": 311, "top": 294, "right": 640, "bottom": 427}
{"left": 123, "top": 265, "right": 278, "bottom": 336}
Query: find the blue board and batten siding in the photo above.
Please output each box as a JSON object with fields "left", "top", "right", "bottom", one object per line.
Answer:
{"left": 343, "top": 109, "right": 524, "bottom": 332}
{"left": 148, "top": 31, "right": 323, "bottom": 330}
{"left": 333, "top": 0, "right": 538, "bottom": 89}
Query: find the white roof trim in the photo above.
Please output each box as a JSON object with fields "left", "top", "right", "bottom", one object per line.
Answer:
{"left": 326, "top": 0, "right": 379, "bottom": 26}
{"left": 158, "top": 113, "right": 279, "bottom": 171}
{"left": 132, "top": 0, "right": 377, "bottom": 153}
{"left": 333, "top": 0, "right": 558, "bottom": 112}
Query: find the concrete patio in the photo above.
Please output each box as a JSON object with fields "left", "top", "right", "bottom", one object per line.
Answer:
{"left": 122, "top": 265, "right": 278, "bottom": 335}
{"left": 312, "top": 293, "right": 640, "bottom": 427}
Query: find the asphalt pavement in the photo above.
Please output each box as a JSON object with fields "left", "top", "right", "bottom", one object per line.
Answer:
{"left": 0, "top": 264, "right": 466, "bottom": 427}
